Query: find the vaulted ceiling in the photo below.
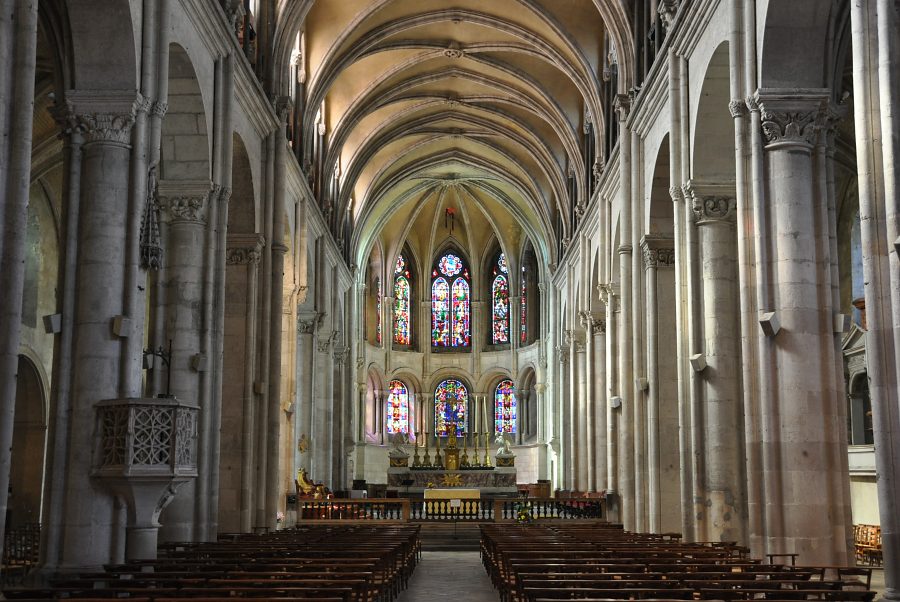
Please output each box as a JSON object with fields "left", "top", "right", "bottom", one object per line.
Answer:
{"left": 277, "top": 0, "right": 633, "bottom": 266}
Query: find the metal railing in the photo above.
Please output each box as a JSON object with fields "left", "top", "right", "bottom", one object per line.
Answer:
{"left": 294, "top": 497, "right": 606, "bottom": 523}
{"left": 2, "top": 522, "right": 40, "bottom": 586}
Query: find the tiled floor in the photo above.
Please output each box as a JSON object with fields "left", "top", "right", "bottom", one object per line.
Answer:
{"left": 398, "top": 551, "right": 499, "bottom": 601}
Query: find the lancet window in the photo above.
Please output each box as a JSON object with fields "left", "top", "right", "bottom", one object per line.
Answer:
{"left": 434, "top": 379, "right": 468, "bottom": 437}
{"left": 394, "top": 254, "right": 411, "bottom": 345}
{"left": 432, "top": 252, "right": 470, "bottom": 347}
{"left": 494, "top": 379, "right": 517, "bottom": 434}
{"left": 491, "top": 253, "right": 510, "bottom": 344}
{"left": 386, "top": 380, "right": 409, "bottom": 434}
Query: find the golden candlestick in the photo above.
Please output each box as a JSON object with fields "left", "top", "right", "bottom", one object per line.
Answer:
{"left": 434, "top": 432, "right": 443, "bottom": 469}
{"left": 483, "top": 430, "right": 492, "bottom": 467}
{"left": 412, "top": 431, "right": 422, "bottom": 467}
{"left": 461, "top": 430, "right": 470, "bottom": 468}
{"left": 422, "top": 431, "right": 431, "bottom": 467}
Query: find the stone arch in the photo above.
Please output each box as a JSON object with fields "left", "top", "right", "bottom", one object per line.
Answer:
{"left": 759, "top": 1, "right": 834, "bottom": 89}
{"left": 8, "top": 354, "right": 47, "bottom": 528}
{"left": 160, "top": 43, "right": 212, "bottom": 182}
{"left": 218, "top": 133, "right": 262, "bottom": 534}
{"left": 642, "top": 131, "right": 681, "bottom": 533}
{"left": 691, "top": 43, "right": 735, "bottom": 183}
{"left": 65, "top": 0, "right": 137, "bottom": 91}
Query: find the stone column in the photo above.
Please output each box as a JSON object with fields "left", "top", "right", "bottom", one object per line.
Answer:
{"left": 0, "top": 1, "right": 39, "bottom": 573}
{"left": 600, "top": 285, "right": 619, "bottom": 496}
{"left": 313, "top": 331, "right": 334, "bottom": 483}
{"left": 754, "top": 90, "right": 851, "bottom": 563}
{"left": 687, "top": 186, "right": 746, "bottom": 544}
{"left": 590, "top": 313, "right": 608, "bottom": 492}
{"left": 224, "top": 237, "right": 262, "bottom": 534}
{"left": 580, "top": 311, "right": 595, "bottom": 490}
{"left": 296, "top": 313, "right": 317, "bottom": 476}
{"left": 156, "top": 180, "right": 215, "bottom": 543}
{"left": 615, "top": 93, "right": 635, "bottom": 531}
{"left": 574, "top": 331, "right": 588, "bottom": 490}
{"left": 556, "top": 343, "right": 570, "bottom": 489}
{"left": 850, "top": 3, "right": 900, "bottom": 594}
{"left": 641, "top": 236, "right": 674, "bottom": 533}
{"left": 59, "top": 92, "right": 139, "bottom": 569}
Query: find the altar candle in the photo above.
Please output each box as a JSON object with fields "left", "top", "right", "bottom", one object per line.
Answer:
{"left": 482, "top": 395, "right": 487, "bottom": 435}
{"left": 474, "top": 396, "right": 479, "bottom": 433}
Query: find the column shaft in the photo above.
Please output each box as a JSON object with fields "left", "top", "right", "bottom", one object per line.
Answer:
{"left": 61, "top": 96, "right": 138, "bottom": 569}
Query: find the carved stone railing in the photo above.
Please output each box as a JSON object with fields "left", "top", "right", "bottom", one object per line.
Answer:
{"left": 92, "top": 398, "right": 198, "bottom": 559}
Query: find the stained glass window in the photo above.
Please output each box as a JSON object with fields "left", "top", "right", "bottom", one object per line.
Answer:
{"left": 438, "top": 253, "right": 463, "bottom": 277}
{"left": 435, "top": 378, "right": 467, "bottom": 437}
{"left": 375, "top": 278, "right": 382, "bottom": 345}
{"left": 386, "top": 380, "right": 409, "bottom": 434}
{"left": 492, "top": 253, "right": 510, "bottom": 344}
{"left": 495, "top": 379, "right": 517, "bottom": 434}
{"left": 432, "top": 252, "right": 470, "bottom": 347}
{"left": 394, "top": 254, "right": 411, "bottom": 345}
{"left": 432, "top": 277, "right": 450, "bottom": 346}
{"left": 521, "top": 267, "right": 527, "bottom": 344}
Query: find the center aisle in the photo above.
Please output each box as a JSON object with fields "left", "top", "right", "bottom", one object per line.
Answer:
{"left": 398, "top": 550, "right": 499, "bottom": 602}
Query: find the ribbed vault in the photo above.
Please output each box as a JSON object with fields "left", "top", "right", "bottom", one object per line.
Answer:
{"left": 274, "top": 0, "right": 632, "bottom": 265}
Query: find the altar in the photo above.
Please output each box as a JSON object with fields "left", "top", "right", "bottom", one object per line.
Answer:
{"left": 387, "top": 468, "right": 517, "bottom": 495}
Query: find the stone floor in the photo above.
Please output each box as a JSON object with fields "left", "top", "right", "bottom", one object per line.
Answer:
{"left": 398, "top": 551, "right": 499, "bottom": 602}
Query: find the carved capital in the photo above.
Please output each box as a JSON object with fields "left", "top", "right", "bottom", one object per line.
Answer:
{"left": 317, "top": 336, "right": 333, "bottom": 354}
{"left": 669, "top": 185, "right": 684, "bottom": 203}
{"left": 333, "top": 347, "right": 349, "bottom": 365}
{"left": 66, "top": 90, "right": 141, "bottom": 146}
{"left": 614, "top": 94, "right": 631, "bottom": 121}
{"left": 297, "top": 319, "right": 316, "bottom": 334}
{"left": 555, "top": 346, "right": 569, "bottom": 364}
{"left": 640, "top": 235, "right": 676, "bottom": 268}
{"left": 729, "top": 99, "right": 747, "bottom": 118}
{"left": 754, "top": 89, "right": 830, "bottom": 150}
{"left": 658, "top": 0, "right": 679, "bottom": 30}
{"left": 158, "top": 180, "right": 216, "bottom": 225}
{"left": 692, "top": 196, "right": 736, "bottom": 225}
{"left": 225, "top": 247, "right": 261, "bottom": 265}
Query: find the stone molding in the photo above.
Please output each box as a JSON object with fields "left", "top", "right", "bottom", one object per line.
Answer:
{"left": 617, "top": 243, "right": 632, "bottom": 255}
{"left": 640, "top": 235, "right": 676, "bottom": 268}
{"left": 753, "top": 89, "right": 831, "bottom": 151}
{"left": 158, "top": 180, "right": 218, "bottom": 225}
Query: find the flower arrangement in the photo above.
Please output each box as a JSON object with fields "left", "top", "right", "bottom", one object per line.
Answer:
{"left": 276, "top": 511, "right": 284, "bottom": 524}
{"left": 515, "top": 502, "right": 534, "bottom": 525}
